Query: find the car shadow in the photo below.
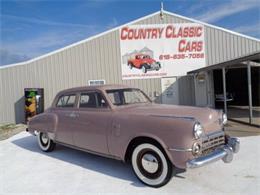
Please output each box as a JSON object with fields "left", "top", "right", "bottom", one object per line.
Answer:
{"left": 12, "top": 135, "right": 186, "bottom": 187}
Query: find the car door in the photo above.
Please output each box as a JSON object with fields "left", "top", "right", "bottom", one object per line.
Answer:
{"left": 73, "top": 91, "right": 112, "bottom": 155}
{"left": 135, "top": 56, "right": 142, "bottom": 68}
{"left": 52, "top": 93, "right": 78, "bottom": 145}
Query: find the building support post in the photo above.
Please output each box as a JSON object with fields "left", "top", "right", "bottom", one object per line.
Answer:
{"left": 247, "top": 61, "right": 253, "bottom": 124}
{"left": 222, "top": 67, "right": 227, "bottom": 114}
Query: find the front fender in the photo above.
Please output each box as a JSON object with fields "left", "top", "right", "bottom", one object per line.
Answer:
{"left": 121, "top": 116, "right": 196, "bottom": 168}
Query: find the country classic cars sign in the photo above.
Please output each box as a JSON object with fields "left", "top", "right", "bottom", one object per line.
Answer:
{"left": 120, "top": 23, "right": 206, "bottom": 80}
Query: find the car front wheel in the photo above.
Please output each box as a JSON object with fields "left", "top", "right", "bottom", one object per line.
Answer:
{"left": 142, "top": 65, "right": 147, "bottom": 73}
{"left": 131, "top": 143, "right": 173, "bottom": 187}
{"left": 37, "top": 132, "right": 56, "bottom": 152}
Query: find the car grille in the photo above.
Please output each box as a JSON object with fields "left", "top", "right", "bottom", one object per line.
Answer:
{"left": 201, "top": 131, "right": 225, "bottom": 155}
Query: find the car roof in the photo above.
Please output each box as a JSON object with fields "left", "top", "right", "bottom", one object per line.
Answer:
{"left": 58, "top": 84, "right": 133, "bottom": 94}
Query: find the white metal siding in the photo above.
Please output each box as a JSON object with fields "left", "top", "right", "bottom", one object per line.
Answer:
{"left": 0, "top": 12, "right": 260, "bottom": 123}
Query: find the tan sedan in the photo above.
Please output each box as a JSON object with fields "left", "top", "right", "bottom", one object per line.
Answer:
{"left": 27, "top": 85, "right": 240, "bottom": 187}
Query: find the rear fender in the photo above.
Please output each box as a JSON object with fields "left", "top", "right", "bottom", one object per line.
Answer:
{"left": 28, "top": 113, "right": 58, "bottom": 139}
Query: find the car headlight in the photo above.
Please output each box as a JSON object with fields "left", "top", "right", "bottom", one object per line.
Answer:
{"left": 193, "top": 122, "right": 204, "bottom": 139}
{"left": 192, "top": 142, "right": 201, "bottom": 155}
{"left": 222, "top": 113, "right": 228, "bottom": 125}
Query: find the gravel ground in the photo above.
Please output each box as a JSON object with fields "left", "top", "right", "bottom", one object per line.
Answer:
{"left": 0, "top": 130, "right": 259, "bottom": 195}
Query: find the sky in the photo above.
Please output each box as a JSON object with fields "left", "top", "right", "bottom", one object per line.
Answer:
{"left": 0, "top": 0, "right": 259, "bottom": 66}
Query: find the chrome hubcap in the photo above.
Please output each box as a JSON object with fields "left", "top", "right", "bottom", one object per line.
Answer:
{"left": 141, "top": 154, "right": 159, "bottom": 173}
{"left": 41, "top": 133, "right": 49, "bottom": 144}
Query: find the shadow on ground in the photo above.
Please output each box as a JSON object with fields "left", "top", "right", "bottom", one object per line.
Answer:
{"left": 225, "top": 121, "right": 260, "bottom": 137}
{"left": 12, "top": 135, "right": 186, "bottom": 187}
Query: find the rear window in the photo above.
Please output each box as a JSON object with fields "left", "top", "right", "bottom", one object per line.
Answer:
{"left": 56, "top": 94, "right": 76, "bottom": 108}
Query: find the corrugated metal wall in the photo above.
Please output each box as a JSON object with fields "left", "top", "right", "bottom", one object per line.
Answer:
{"left": 0, "top": 12, "right": 260, "bottom": 123}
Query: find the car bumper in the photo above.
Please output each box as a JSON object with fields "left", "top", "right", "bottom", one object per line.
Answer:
{"left": 26, "top": 128, "right": 39, "bottom": 136}
{"left": 186, "top": 137, "right": 240, "bottom": 169}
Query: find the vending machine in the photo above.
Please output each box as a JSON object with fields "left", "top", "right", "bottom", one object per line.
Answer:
{"left": 24, "top": 88, "right": 44, "bottom": 122}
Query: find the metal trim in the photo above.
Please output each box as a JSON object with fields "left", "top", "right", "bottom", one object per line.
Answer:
{"left": 168, "top": 148, "right": 192, "bottom": 152}
{"left": 150, "top": 115, "right": 195, "bottom": 121}
{"left": 203, "top": 130, "right": 224, "bottom": 140}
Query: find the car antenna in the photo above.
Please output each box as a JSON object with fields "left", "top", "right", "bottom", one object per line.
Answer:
{"left": 160, "top": 1, "right": 164, "bottom": 20}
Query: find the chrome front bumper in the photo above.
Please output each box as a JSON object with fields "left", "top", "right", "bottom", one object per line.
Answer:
{"left": 186, "top": 137, "right": 240, "bottom": 169}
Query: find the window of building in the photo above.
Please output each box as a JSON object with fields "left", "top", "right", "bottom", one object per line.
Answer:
{"left": 88, "top": 80, "right": 105, "bottom": 86}
{"left": 56, "top": 95, "right": 76, "bottom": 108}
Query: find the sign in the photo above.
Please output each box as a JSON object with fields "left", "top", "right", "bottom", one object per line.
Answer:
{"left": 120, "top": 23, "right": 206, "bottom": 80}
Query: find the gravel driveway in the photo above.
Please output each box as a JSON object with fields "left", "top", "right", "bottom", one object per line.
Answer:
{"left": 0, "top": 131, "right": 259, "bottom": 195}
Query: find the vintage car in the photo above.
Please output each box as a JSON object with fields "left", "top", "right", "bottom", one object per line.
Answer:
{"left": 27, "top": 85, "right": 240, "bottom": 187}
{"left": 127, "top": 54, "right": 161, "bottom": 73}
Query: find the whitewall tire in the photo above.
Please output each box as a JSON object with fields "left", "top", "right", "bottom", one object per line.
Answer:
{"left": 131, "top": 143, "right": 173, "bottom": 187}
{"left": 37, "top": 132, "right": 56, "bottom": 152}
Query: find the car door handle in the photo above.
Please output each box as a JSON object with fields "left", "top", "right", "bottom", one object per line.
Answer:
{"left": 66, "top": 112, "right": 79, "bottom": 118}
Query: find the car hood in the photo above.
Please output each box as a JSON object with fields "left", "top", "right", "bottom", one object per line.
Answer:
{"left": 117, "top": 103, "right": 223, "bottom": 132}
{"left": 143, "top": 59, "right": 156, "bottom": 64}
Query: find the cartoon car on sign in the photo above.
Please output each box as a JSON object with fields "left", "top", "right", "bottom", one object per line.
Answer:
{"left": 127, "top": 54, "right": 161, "bottom": 73}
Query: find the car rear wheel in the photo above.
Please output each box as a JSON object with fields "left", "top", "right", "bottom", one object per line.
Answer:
{"left": 128, "top": 63, "right": 133, "bottom": 69}
{"left": 142, "top": 65, "right": 147, "bottom": 73}
{"left": 156, "top": 62, "right": 161, "bottom": 71}
{"left": 131, "top": 143, "right": 173, "bottom": 187}
{"left": 37, "top": 132, "right": 56, "bottom": 152}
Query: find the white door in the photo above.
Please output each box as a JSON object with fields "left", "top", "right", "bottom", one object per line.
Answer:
{"left": 194, "top": 71, "right": 214, "bottom": 107}
{"left": 161, "top": 77, "right": 179, "bottom": 105}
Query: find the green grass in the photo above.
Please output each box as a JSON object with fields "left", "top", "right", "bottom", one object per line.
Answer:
{"left": 0, "top": 123, "right": 26, "bottom": 140}
{"left": 0, "top": 123, "right": 16, "bottom": 131}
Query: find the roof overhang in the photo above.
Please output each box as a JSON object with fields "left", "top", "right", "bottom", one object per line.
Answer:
{"left": 188, "top": 51, "right": 260, "bottom": 74}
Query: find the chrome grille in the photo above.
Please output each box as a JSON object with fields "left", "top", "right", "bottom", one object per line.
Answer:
{"left": 202, "top": 131, "right": 225, "bottom": 155}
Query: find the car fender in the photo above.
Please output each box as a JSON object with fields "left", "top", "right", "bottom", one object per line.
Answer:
{"left": 28, "top": 112, "right": 58, "bottom": 139}
{"left": 124, "top": 132, "right": 175, "bottom": 164}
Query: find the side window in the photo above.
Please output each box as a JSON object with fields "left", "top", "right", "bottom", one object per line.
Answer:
{"left": 124, "top": 90, "right": 145, "bottom": 104}
{"left": 80, "top": 93, "right": 96, "bottom": 108}
{"left": 56, "top": 95, "right": 76, "bottom": 108}
{"left": 107, "top": 91, "right": 121, "bottom": 105}
{"left": 79, "top": 92, "right": 107, "bottom": 108}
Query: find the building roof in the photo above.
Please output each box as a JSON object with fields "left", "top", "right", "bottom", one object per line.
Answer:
{"left": 187, "top": 51, "right": 260, "bottom": 74}
{"left": 1, "top": 9, "right": 259, "bottom": 69}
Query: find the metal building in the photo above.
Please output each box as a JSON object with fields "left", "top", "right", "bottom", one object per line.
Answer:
{"left": 0, "top": 10, "right": 260, "bottom": 124}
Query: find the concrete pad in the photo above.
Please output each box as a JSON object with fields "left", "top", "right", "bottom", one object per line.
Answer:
{"left": 0, "top": 131, "right": 259, "bottom": 195}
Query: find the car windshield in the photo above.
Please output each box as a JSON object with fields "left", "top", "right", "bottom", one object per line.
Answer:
{"left": 106, "top": 88, "right": 151, "bottom": 106}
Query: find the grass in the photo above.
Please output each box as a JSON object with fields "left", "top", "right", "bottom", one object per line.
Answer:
{"left": 0, "top": 123, "right": 26, "bottom": 141}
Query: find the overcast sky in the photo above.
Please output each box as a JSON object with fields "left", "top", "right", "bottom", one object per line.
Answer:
{"left": 1, "top": 0, "right": 259, "bottom": 66}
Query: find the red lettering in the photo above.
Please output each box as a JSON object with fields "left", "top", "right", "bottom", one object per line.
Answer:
{"left": 121, "top": 27, "right": 128, "bottom": 40}
{"left": 151, "top": 29, "right": 157, "bottom": 39}
{"left": 197, "top": 41, "right": 203, "bottom": 51}
{"left": 183, "top": 27, "right": 189, "bottom": 37}
{"left": 128, "top": 29, "right": 133, "bottom": 40}
{"left": 178, "top": 39, "right": 186, "bottom": 52}
{"left": 166, "top": 25, "right": 173, "bottom": 38}
{"left": 197, "top": 27, "right": 202, "bottom": 37}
